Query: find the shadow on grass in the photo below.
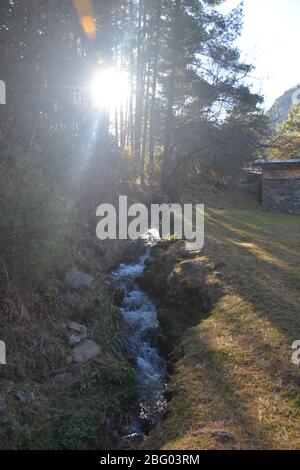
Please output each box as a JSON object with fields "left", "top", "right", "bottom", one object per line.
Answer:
{"left": 205, "top": 209, "right": 300, "bottom": 342}
{"left": 154, "top": 332, "right": 274, "bottom": 450}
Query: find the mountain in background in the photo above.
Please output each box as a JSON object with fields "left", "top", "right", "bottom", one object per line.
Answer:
{"left": 268, "top": 84, "right": 300, "bottom": 129}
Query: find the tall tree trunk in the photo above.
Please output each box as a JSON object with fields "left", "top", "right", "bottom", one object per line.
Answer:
{"left": 149, "top": 0, "right": 162, "bottom": 177}
{"left": 134, "top": 0, "right": 145, "bottom": 162}
{"left": 115, "top": 106, "right": 119, "bottom": 145}
{"left": 141, "top": 62, "right": 151, "bottom": 178}
{"left": 120, "top": 103, "right": 125, "bottom": 150}
{"left": 162, "top": 0, "right": 181, "bottom": 184}
{"left": 128, "top": 0, "right": 135, "bottom": 156}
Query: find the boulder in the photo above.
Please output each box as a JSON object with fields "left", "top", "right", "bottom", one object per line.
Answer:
{"left": 53, "top": 372, "right": 78, "bottom": 386}
{"left": 67, "top": 321, "right": 88, "bottom": 335}
{"left": 71, "top": 339, "right": 101, "bottom": 364}
{"left": 14, "top": 390, "right": 29, "bottom": 403}
{"left": 68, "top": 332, "right": 85, "bottom": 347}
{"left": 67, "top": 321, "right": 88, "bottom": 346}
{"left": 65, "top": 271, "right": 94, "bottom": 289}
{"left": 179, "top": 261, "right": 202, "bottom": 272}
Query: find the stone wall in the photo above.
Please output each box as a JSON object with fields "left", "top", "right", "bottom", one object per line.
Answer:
{"left": 262, "top": 179, "right": 300, "bottom": 214}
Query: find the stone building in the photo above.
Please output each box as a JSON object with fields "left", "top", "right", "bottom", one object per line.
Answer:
{"left": 254, "top": 159, "right": 300, "bottom": 214}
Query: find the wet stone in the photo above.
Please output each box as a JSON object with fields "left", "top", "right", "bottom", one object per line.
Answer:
{"left": 14, "top": 390, "right": 29, "bottom": 403}
{"left": 72, "top": 339, "right": 101, "bottom": 364}
{"left": 65, "top": 271, "right": 94, "bottom": 289}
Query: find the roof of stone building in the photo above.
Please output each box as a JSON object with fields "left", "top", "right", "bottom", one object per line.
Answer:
{"left": 254, "top": 159, "right": 300, "bottom": 167}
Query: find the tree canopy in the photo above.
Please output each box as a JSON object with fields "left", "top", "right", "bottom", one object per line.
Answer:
{"left": 0, "top": 0, "right": 266, "bottom": 283}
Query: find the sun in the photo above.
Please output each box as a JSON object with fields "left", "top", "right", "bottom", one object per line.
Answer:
{"left": 90, "top": 68, "right": 129, "bottom": 111}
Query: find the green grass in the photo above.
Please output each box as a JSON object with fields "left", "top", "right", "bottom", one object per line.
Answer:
{"left": 0, "top": 357, "right": 138, "bottom": 450}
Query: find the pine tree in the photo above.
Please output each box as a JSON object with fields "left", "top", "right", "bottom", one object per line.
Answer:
{"left": 269, "top": 105, "right": 300, "bottom": 160}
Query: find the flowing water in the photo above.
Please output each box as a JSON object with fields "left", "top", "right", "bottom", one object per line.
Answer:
{"left": 111, "top": 239, "right": 168, "bottom": 442}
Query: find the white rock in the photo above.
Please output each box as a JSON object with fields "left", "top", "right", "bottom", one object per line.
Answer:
{"left": 54, "top": 372, "right": 78, "bottom": 386}
{"left": 68, "top": 332, "right": 84, "bottom": 347}
{"left": 67, "top": 321, "right": 88, "bottom": 335}
{"left": 66, "top": 271, "right": 94, "bottom": 289}
{"left": 14, "top": 390, "right": 29, "bottom": 403}
{"left": 72, "top": 339, "right": 101, "bottom": 364}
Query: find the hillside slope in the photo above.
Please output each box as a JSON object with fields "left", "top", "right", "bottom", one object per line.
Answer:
{"left": 268, "top": 84, "right": 300, "bottom": 128}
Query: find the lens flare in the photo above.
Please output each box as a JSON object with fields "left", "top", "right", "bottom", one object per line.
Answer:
{"left": 73, "top": 0, "right": 96, "bottom": 38}
{"left": 81, "top": 15, "right": 96, "bottom": 38}
{"left": 90, "top": 69, "right": 129, "bottom": 111}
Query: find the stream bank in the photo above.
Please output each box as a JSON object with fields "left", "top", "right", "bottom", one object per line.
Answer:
{"left": 110, "top": 238, "right": 218, "bottom": 450}
{"left": 0, "top": 235, "right": 215, "bottom": 450}
{"left": 110, "top": 236, "right": 169, "bottom": 449}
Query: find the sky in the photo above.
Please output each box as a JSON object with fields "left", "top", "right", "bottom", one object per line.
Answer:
{"left": 218, "top": 0, "right": 300, "bottom": 109}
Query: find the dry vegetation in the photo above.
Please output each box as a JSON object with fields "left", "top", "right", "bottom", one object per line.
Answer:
{"left": 0, "top": 237, "right": 141, "bottom": 450}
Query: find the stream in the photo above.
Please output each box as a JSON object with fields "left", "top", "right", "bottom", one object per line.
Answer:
{"left": 111, "top": 237, "right": 168, "bottom": 447}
